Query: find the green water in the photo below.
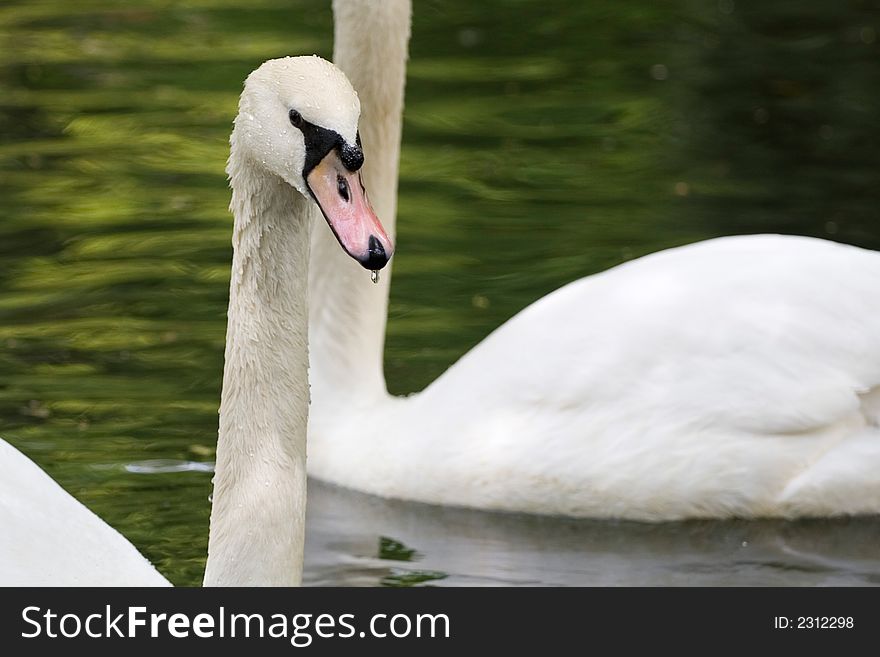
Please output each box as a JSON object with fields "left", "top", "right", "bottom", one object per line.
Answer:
{"left": 1, "top": 0, "right": 879, "bottom": 586}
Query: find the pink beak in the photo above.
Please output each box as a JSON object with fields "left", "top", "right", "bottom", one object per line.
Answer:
{"left": 306, "top": 150, "right": 393, "bottom": 270}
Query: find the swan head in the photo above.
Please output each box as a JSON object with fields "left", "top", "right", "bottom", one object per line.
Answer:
{"left": 231, "top": 55, "right": 392, "bottom": 270}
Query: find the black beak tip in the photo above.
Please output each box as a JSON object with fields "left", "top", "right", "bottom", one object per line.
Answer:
{"left": 359, "top": 235, "right": 390, "bottom": 270}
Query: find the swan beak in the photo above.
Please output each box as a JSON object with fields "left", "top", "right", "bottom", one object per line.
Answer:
{"left": 306, "top": 151, "right": 394, "bottom": 270}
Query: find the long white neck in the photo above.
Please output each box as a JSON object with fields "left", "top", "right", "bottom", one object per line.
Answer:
{"left": 308, "top": 0, "right": 411, "bottom": 404}
{"left": 204, "top": 156, "right": 313, "bottom": 586}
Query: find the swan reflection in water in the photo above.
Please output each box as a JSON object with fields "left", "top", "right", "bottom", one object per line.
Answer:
{"left": 304, "top": 479, "right": 880, "bottom": 587}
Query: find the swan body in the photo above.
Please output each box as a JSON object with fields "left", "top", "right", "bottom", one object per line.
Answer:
{"left": 307, "top": 0, "right": 880, "bottom": 520}
{"left": 0, "top": 438, "right": 169, "bottom": 586}
{"left": 1, "top": 55, "right": 390, "bottom": 585}
{"left": 310, "top": 234, "right": 880, "bottom": 520}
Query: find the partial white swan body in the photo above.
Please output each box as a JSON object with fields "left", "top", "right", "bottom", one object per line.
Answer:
{"left": 1, "top": 56, "right": 390, "bottom": 585}
{"left": 0, "top": 438, "right": 169, "bottom": 586}
{"left": 307, "top": 0, "right": 880, "bottom": 520}
{"left": 311, "top": 234, "right": 880, "bottom": 519}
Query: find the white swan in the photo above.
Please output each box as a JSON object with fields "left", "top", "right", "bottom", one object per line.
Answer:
{"left": 0, "top": 56, "right": 392, "bottom": 585}
{"left": 306, "top": 0, "right": 880, "bottom": 520}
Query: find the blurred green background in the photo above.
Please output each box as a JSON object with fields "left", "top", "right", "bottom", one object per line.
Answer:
{"left": 1, "top": 0, "right": 878, "bottom": 585}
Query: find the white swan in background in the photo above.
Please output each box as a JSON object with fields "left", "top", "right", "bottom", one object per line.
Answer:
{"left": 0, "top": 56, "right": 392, "bottom": 585}
{"left": 306, "top": 0, "right": 880, "bottom": 520}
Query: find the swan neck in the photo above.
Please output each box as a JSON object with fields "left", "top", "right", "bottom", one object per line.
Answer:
{"left": 204, "top": 163, "right": 312, "bottom": 586}
{"left": 307, "top": 0, "right": 411, "bottom": 403}
{"left": 333, "top": 0, "right": 409, "bottom": 239}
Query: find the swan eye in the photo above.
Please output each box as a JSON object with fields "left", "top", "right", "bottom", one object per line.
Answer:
{"left": 289, "top": 109, "right": 304, "bottom": 128}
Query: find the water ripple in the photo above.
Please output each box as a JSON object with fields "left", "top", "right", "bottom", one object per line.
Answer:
{"left": 125, "top": 459, "right": 214, "bottom": 474}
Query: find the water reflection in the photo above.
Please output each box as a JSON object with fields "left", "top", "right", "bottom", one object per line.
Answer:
{"left": 0, "top": 0, "right": 878, "bottom": 585}
{"left": 306, "top": 481, "right": 880, "bottom": 586}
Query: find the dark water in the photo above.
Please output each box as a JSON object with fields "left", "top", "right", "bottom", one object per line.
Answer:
{"left": 1, "top": 0, "right": 878, "bottom": 586}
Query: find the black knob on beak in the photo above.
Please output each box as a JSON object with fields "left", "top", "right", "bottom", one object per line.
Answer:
{"left": 359, "top": 235, "right": 389, "bottom": 270}
{"left": 340, "top": 141, "right": 364, "bottom": 172}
